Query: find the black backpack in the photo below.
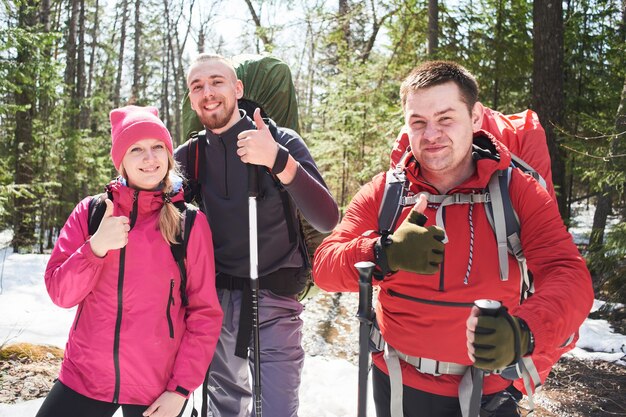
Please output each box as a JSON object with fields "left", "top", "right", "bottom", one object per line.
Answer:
{"left": 87, "top": 191, "right": 197, "bottom": 306}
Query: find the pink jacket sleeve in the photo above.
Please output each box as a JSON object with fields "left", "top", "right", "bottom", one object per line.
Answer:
{"left": 45, "top": 197, "right": 107, "bottom": 308}
{"left": 508, "top": 170, "right": 593, "bottom": 355}
{"left": 166, "top": 210, "right": 223, "bottom": 396}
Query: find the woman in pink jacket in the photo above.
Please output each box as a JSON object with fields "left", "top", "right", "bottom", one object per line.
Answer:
{"left": 37, "top": 105, "right": 223, "bottom": 417}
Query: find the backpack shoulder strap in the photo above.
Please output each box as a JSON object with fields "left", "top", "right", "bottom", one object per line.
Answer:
{"left": 88, "top": 191, "right": 113, "bottom": 236}
{"left": 486, "top": 169, "right": 518, "bottom": 281}
{"left": 185, "top": 130, "right": 208, "bottom": 183}
{"left": 378, "top": 168, "right": 409, "bottom": 236}
{"left": 185, "top": 134, "right": 198, "bottom": 182}
{"left": 184, "top": 131, "right": 207, "bottom": 206}
{"left": 261, "top": 119, "right": 299, "bottom": 246}
{"left": 486, "top": 168, "right": 532, "bottom": 298}
{"left": 378, "top": 146, "right": 418, "bottom": 236}
{"left": 170, "top": 201, "right": 198, "bottom": 307}
{"left": 510, "top": 153, "right": 547, "bottom": 190}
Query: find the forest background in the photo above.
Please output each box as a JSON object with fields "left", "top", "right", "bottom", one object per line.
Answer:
{"left": 1, "top": 0, "right": 625, "bottom": 303}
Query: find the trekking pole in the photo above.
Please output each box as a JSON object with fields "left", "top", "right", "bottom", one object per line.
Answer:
{"left": 355, "top": 261, "right": 376, "bottom": 417}
{"left": 463, "top": 299, "right": 502, "bottom": 417}
{"left": 248, "top": 164, "right": 262, "bottom": 417}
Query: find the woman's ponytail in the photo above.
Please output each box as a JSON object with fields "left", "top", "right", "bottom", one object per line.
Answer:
{"left": 159, "top": 154, "right": 183, "bottom": 244}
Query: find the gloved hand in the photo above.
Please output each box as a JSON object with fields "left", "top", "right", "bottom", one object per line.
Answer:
{"left": 376, "top": 208, "right": 445, "bottom": 275}
{"left": 466, "top": 305, "right": 533, "bottom": 371}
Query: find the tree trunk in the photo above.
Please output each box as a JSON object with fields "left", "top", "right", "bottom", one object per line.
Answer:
{"left": 38, "top": 0, "right": 52, "bottom": 253}
{"left": 77, "top": 0, "right": 88, "bottom": 129}
{"left": 492, "top": 0, "right": 503, "bottom": 109}
{"left": 361, "top": 2, "right": 397, "bottom": 63}
{"left": 113, "top": 0, "right": 129, "bottom": 107}
{"left": 589, "top": 71, "right": 626, "bottom": 250}
{"left": 338, "top": 0, "right": 351, "bottom": 49}
{"left": 131, "top": 0, "right": 142, "bottom": 103}
{"left": 244, "top": 0, "right": 273, "bottom": 52}
{"left": 162, "top": 0, "right": 181, "bottom": 143}
{"left": 427, "top": 0, "right": 438, "bottom": 57}
{"left": 532, "top": 0, "right": 568, "bottom": 220}
{"left": 64, "top": 0, "right": 79, "bottom": 129}
{"left": 12, "top": 0, "right": 38, "bottom": 252}
{"left": 86, "top": 0, "right": 100, "bottom": 130}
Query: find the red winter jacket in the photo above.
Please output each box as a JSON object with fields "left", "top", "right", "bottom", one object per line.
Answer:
{"left": 45, "top": 180, "right": 223, "bottom": 405}
{"left": 313, "top": 133, "right": 592, "bottom": 397}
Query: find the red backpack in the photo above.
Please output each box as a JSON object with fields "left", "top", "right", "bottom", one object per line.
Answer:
{"left": 389, "top": 108, "right": 556, "bottom": 201}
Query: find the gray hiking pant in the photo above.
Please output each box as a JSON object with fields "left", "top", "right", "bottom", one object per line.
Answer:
{"left": 208, "top": 288, "right": 304, "bottom": 417}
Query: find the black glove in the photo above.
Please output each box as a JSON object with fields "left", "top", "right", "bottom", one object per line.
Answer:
{"left": 472, "top": 306, "right": 533, "bottom": 371}
{"left": 375, "top": 210, "right": 445, "bottom": 275}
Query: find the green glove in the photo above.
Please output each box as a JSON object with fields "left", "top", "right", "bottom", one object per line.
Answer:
{"left": 380, "top": 210, "right": 445, "bottom": 275}
{"left": 473, "top": 307, "right": 532, "bottom": 371}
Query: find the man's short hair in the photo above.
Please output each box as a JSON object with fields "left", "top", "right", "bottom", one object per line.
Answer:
{"left": 186, "top": 53, "right": 237, "bottom": 83}
{"left": 400, "top": 61, "right": 479, "bottom": 113}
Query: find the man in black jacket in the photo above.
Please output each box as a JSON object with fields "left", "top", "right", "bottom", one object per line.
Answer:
{"left": 175, "top": 53, "right": 339, "bottom": 417}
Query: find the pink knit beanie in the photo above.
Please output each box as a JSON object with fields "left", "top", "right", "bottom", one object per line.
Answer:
{"left": 109, "top": 105, "right": 173, "bottom": 169}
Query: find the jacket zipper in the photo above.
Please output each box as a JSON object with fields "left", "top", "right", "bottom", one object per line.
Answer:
{"left": 112, "top": 190, "right": 139, "bottom": 403}
{"left": 166, "top": 279, "right": 175, "bottom": 338}
{"left": 219, "top": 136, "right": 229, "bottom": 197}
{"left": 439, "top": 206, "right": 446, "bottom": 291}
{"left": 388, "top": 289, "right": 474, "bottom": 308}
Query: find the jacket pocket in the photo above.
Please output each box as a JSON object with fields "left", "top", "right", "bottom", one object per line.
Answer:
{"left": 388, "top": 289, "right": 474, "bottom": 308}
{"left": 73, "top": 302, "right": 84, "bottom": 331}
{"left": 166, "top": 279, "right": 175, "bottom": 338}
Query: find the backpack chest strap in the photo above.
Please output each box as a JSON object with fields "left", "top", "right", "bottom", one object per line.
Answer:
{"left": 379, "top": 167, "right": 530, "bottom": 291}
{"left": 406, "top": 192, "right": 490, "bottom": 246}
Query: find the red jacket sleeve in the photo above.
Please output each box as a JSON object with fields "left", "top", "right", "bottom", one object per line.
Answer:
{"left": 507, "top": 170, "right": 593, "bottom": 355}
{"left": 166, "top": 211, "right": 223, "bottom": 396}
{"left": 313, "top": 174, "right": 383, "bottom": 292}
{"left": 45, "top": 197, "right": 107, "bottom": 308}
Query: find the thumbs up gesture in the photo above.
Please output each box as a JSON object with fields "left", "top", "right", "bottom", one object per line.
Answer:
{"left": 380, "top": 194, "right": 445, "bottom": 275}
{"left": 89, "top": 199, "right": 131, "bottom": 258}
{"left": 236, "top": 108, "right": 279, "bottom": 168}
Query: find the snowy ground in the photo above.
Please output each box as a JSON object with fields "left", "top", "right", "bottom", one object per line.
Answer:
{"left": 0, "top": 244, "right": 376, "bottom": 417}
{"left": 0, "top": 212, "right": 625, "bottom": 417}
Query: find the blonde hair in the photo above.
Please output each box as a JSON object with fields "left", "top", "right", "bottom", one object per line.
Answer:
{"left": 159, "top": 153, "right": 183, "bottom": 245}
{"left": 186, "top": 53, "right": 238, "bottom": 84}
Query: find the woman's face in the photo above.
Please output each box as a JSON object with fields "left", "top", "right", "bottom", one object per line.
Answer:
{"left": 120, "top": 138, "right": 169, "bottom": 191}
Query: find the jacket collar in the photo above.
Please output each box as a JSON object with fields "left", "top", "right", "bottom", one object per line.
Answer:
{"left": 204, "top": 109, "right": 253, "bottom": 145}
{"left": 404, "top": 129, "right": 512, "bottom": 192}
{"left": 106, "top": 175, "right": 185, "bottom": 216}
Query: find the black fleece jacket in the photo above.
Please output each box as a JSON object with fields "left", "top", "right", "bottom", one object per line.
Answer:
{"left": 175, "top": 111, "right": 339, "bottom": 277}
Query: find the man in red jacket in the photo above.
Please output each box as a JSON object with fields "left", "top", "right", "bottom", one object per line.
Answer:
{"left": 313, "top": 61, "right": 593, "bottom": 417}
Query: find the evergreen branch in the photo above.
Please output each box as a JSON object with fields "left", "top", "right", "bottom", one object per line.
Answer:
{"left": 553, "top": 123, "right": 626, "bottom": 141}
{"left": 559, "top": 144, "right": 626, "bottom": 160}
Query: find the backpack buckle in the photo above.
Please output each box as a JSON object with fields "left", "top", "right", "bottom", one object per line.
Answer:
{"left": 416, "top": 358, "right": 442, "bottom": 376}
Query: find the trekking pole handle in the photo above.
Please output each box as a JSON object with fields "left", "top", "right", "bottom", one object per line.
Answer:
{"left": 474, "top": 299, "right": 502, "bottom": 317}
{"left": 355, "top": 261, "right": 376, "bottom": 324}
{"left": 247, "top": 164, "right": 259, "bottom": 198}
